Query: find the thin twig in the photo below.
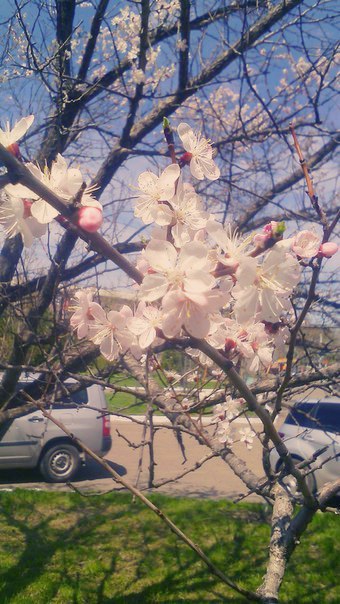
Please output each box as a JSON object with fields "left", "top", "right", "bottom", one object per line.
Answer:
{"left": 290, "top": 123, "right": 328, "bottom": 228}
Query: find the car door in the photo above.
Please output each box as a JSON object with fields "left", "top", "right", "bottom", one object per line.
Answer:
{"left": 43, "top": 387, "right": 102, "bottom": 452}
{"left": 0, "top": 408, "right": 47, "bottom": 468}
{"left": 45, "top": 385, "right": 108, "bottom": 455}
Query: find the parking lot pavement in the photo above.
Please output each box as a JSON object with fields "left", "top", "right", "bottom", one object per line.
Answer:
{"left": 0, "top": 417, "right": 266, "bottom": 501}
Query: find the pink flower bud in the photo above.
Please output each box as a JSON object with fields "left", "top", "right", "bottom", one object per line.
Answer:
{"left": 263, "top": 221, "right": 277, "bottom": 234}
{"left": 318, "top": 242, "right": 338, "bottom": 258}
{"left": 76, "top": 206, "right": 103, "bottom": 233}
{"left": 262, "top": 221, "right": 285, "bottom": 238}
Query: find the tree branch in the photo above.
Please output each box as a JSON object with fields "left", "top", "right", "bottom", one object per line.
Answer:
{"left": 77, "top": 0, "right": 110, "bottom": 82}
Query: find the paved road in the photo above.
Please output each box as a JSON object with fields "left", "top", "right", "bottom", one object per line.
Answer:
{"left": 0, "top": 417, "right": 268, "bottom": 501}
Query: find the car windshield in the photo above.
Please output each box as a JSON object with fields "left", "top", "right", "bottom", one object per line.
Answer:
{"left": 286, "top": 402, "right": 340, "bottom": 434}
{"left": 314, "top": 404, "right": 340, "bottom": 433}
{"left": 285, "top": 403, "right": 316, "bottom": 429}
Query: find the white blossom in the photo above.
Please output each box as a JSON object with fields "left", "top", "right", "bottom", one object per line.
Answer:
{"left": 212, "top": 397, "right": 244, "bottom": 423}
{"left": 0, "top": 115, "right": 34, "bottom": 147}
{"left": 291, "top": 230, "right": 321, "bottom": 258}
{"left": 5, "top": 154, "right": 101, "bottom": 224}
{"left": 239, "top": 427, "right": 256, "bottom": 450}
{"left": 89, "top": 304, "right": 138, "bottom": 362}
{"left": 69, "top": 290, "right": 102, "bottom": 339}
{"left": 139, "top": 239, "right": 215, "bottom": 303}
{"left": 127, "top": 302, "right": 163, "bottom": 349}
{"left": 0, "top": 194, "right": 46, "bottom": 247}
{"left": 216, "top": 420, "right": 234, "bottom": 445}
{"left": 177, "top": 122, "right": 220, "bottom": 181}
{"left": 161, "top": 288, "right": 224, "bottom": 338}
{"left": 134, "top": 164, "right": 180, "bottom": 224}
{"left": 233, "top": 244, "right": 301, "bottom": 322}
{"left": 151, "top": 180, "right": 209, "bottom": 246}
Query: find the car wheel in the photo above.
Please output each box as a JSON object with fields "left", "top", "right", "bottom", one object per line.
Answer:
{"left": 40, "top": 443, "right": 80, "bottom": 483}
{"left": 277, "top": 455, "right": 317, "bottom": 496}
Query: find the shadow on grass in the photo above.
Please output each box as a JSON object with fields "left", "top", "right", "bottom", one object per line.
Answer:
{"left": 0, "top": 492, "right": 338, "bottom": 603}
{"left": 0, "top": 493, "right": 124, "bottom": 602}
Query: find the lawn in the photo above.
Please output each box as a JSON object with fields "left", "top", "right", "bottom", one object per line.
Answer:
{"left": 0, "top": 491, "right": 338, "bottom": 603}
{"left": 106, "top": 391, "right": 220, "bottom": 416}
{"left": 105, "top": 374, "right": 224, "bottom": 415}
{"left": 106, "top": 390, "right": 145, "bottom": 414}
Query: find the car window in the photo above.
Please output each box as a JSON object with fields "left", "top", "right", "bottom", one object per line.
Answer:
{"left": 52, "top": 389, "right": 89, "bottom": 409}
{"left": 15, "top": 383, "right": 89, "bottom": 410}
{"left": 313, "top": 404, "right": 340, "bottom": 433}
{"left": 285, "top": 403, "right": 316, "bottom": 429}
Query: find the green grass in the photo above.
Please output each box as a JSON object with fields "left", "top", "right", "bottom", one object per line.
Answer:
{"left": 0, "top": 491, "right": 338, "bottom": 603}
{"left": 106, "top": 390, "right": 148, "bottom": 415}
{"left": 106, "top": 391, "right": 217, "bottom": 416}
{"left": 105, "top": 374, "right": 224, "bottom": 415}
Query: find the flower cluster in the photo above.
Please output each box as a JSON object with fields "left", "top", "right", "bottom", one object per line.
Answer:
{"left": 70, "top": 290, "right": 138, "bottom": 362}
{"left": 110, "top": 2, "right": 179, "bottom": 92}
{"left": 65, "top": 122, "right": 338, "bottom": 376}
{"left": 212, "top": 398, "right": 256, "bottom": 450}
{"left": 0, "top": 116, "right": 103, "bottom": 246}
{"left": 0, "top": 117, "right": 338, "bottom": 378}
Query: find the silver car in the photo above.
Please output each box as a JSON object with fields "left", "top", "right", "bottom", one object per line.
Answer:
{"left": 270, "top": 399, "right": 340, "bottom": 494}
{"left": 0, "top": 382, "right": 112, "bottom": 482}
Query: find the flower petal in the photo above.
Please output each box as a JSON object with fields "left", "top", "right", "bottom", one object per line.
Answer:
{"left": 139, "top": 273, "right": 169, "bottom": 301}
{"left": 158, "top": 164, "right": 180, "bottom": 200}
{"left": 139, "top": 325, "right": 156, "bottom": 349}
{"left": 128, "top": 317, "right": 149, "bottom": 336}
{"left": 189, "top": 156, "right": 204, "bottom": 180}
{"left": 162, "top": 307, "right": 184, "bottom": 338}
{"left": 177, "top": 122, "right": 196, "bottom": 152}
{"left": 184, "top": 306, "right": 210, "bottom": 338}
{"left": 183, "top": 272, "right": 215, "bottom": 294}
{"left": 88, "top": 303, "right": 107, "bottom": 324}
{"left": 100, "top": 334, "right": 118, "bottom": 361}
{"left": 201, "top": 159, "right": 220, "bottom": 181}
{"left": 10, "top": 115, "right": 34, "bottom": 143}
{"left": 137, "top": 171, "right": 158, "bottom": 193}
{"left": 30, "top": 199, "right": 59, "bottom": 223}
{"left": 145, "top": 239, "right": 177, "bottom": 271}
{"left": 151, "top": 203, "right": 173, "bottom": 226}
{"left": 177, "top": 241, "right": 209, "bottom": 272}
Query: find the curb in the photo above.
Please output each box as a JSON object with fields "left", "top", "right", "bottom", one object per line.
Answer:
{"left": 110, "top": 415, "right": 264, "bottom": 426}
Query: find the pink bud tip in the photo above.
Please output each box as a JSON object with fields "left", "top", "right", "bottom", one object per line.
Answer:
{"left": 76, "top": 206, "right": 103, "bottom": 233}
{"left": 263, "top": 222, "right": 275, "bottom": 234}
{"left": 319, "top": 242, "right": 338, "bottom": 258}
